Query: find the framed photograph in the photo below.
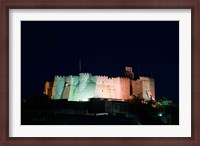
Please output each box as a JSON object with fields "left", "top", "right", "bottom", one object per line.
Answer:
{"left": 0, "top": 0, "right": 199, "bottom": 145}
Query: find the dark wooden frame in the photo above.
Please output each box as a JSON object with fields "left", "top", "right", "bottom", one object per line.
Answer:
{"left": 0, "top": 0, "right": 199, "bottom": 146}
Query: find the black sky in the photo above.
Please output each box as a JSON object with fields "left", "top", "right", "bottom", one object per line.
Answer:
{"left": 21, "top": 21, "right": 179, "bottom": 103}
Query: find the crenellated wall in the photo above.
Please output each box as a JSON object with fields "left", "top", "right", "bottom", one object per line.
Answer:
{"left": 95, "top": 76, "right": 113, "bottom": 99}
{"left": 44, "top": 69, "right": 155, "bottom": 101}
{"left": 92, "top": 76, "right": 130, "bottom": 100}
{"left": 132, "top": 76, "right": 155, "bottom": 100}
{"left": 71, "top": 73, "right": 96, "bottom": 101}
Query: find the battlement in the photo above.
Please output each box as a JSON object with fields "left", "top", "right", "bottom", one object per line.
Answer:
{"left": 120, "top": 78, "right": 130, "bottom": 83}
{"left": 95, "top": 75, "right": 109, "bottom": 78}
{"left": 55, "top": 75, "right": 66, "bottom": 78}
{"left": 54, "top": 75, "right": 66, "bottom": 81}
{"left": 140, "top": 76, "right": 151, "bottom": 80}
{"left": 79, "top": 72, "right": 91, "bottom": 76}
{"left": 45, "top": 67, "right": 155, "bottom": 101}
{"left": 120, "top": 77, "right": 130, "bottom": 80}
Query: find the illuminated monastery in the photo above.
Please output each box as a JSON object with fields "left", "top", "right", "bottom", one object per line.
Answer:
{"left": 44, "top": 67, "right": 155, "bottom": 101}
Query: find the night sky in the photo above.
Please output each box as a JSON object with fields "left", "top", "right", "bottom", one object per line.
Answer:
{"left": 21, "top": 21, "right": 179, "bottom": 103}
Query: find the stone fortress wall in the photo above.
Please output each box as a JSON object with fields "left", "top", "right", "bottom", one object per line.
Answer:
{"left": 95, "top": 75, "right": 130, "bottom": 100}
{"left": 132, "top": 77, "right": 155, "bottom": 100}
{"left": 44, "top": 67, "right": 155, "bottom": 101}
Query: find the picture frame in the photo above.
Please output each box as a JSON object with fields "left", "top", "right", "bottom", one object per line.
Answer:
{"left": 0, "top": 0, "right": 199, "bottom": 145}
